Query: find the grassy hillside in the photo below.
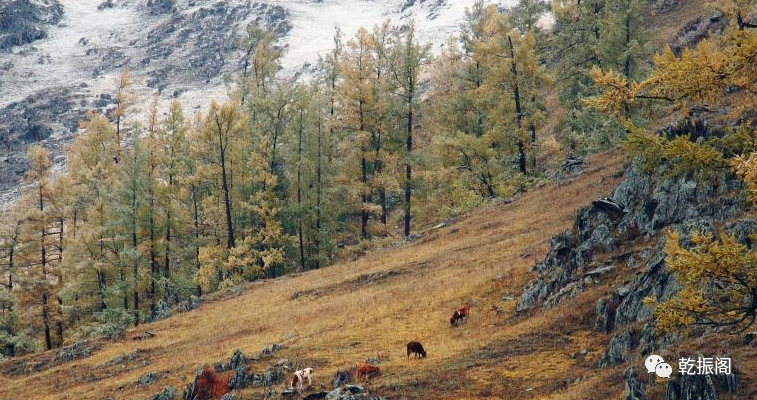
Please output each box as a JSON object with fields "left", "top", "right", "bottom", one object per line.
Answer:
{"left": 0, "top": 149, "right": 626, "bottom": 400}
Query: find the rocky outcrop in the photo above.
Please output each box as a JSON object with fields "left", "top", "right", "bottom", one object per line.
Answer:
{"left": 182, "top": 345, "right": 287, "bottom": 399}
{"left": 669, "top": 12, "right": 728, "bottom": 55}
{"left": 599, "top": 218, "right": 757, "bottom": 366}
{"left": 326, "top": 384, "right": 385, "bottom": 400}
{"left": 624, "top": 367, "right": 647, "bottom": 400}
{"left": 517, "top": 161, "right": 740, "bottom": 312}
{"left": 664, "top": 370, "right": 737, "bottom": 400}
{"left": 148, "top": 387, "right": 175, "bottom": 400}
{"left": 0, "top": 0, "right": 63, "bottom": 52}
{"left": 0, "top": 86, "right": 112, "bottom": 203}
{"left": 146, "top": 0, "right": 175, "bottom": 15}
{"left": 138, "top": 2, "right": 291, "bottom": 91}
{"left": 554, "top": 155, "right": 584, "bottom": 181}
{"left": 517, "top": 141, "right": 747, "bottom": 396}
{"left": 620, "top": 360, "right": 738, "bottom": 400}
{"left": 137, "top": 371, "right": 160, "bottom": 386}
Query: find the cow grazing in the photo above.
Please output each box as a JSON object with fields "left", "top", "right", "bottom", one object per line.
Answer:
{"left": 450, "top": 304, "right": 471, "bottom": 326}
{"left": 406, "top": 341, "right": 427, "bottom": 358}
{"left": 355, "top": 362, "right": 381, "bottom": 380}
{"left": 291, "top": 367, "right": 314, "bottom": 390}
{"left": 190, "top": 365, "right": 234, "bottom": 400}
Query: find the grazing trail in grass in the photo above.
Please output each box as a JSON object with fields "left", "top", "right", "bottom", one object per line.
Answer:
{"left": 0, "top": 149, "right": 628, "bottom": 400}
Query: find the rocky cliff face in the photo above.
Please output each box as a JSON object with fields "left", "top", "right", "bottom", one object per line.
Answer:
{"left": 517, "top": 125, "right": 746, "bottom": 398}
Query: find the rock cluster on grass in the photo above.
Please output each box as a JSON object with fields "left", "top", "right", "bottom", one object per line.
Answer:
{"left": 182, "top": 345, "right": 288, "bottom": 399}
{"left": 623, "top": 367, "right": 646, "bottom": 400}
{"left": 325, "top": 384, "right": 386, "bottom": 400}
{"left": 623, "top": 364, "right": 738, "bottom": 400}
{"left": 148, "top": 386, "right": 175, "bottom": 400}
{"left": 554, "top": 155, "right": 584, "bottom": 182}
{"left": 53, "top": 342, "right": 95, "bottom": 363}
{"left": 137, "top": 371, "right": 159, "bottom": 386}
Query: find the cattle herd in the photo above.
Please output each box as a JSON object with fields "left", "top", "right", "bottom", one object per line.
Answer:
{"left": 285, "top": 303, "right": 471, "bottom": 393}
{"left": 187, "top": 303, "right": 472, "bottom": 398}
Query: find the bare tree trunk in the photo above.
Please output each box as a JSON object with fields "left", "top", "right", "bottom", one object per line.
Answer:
{"left": 218, "top": 125, "right": 236, "bottom": 249}
{"left": 55, "top": 296, "right": 64, "bottom": 346}
{"left": 359, "top": 99, "right": 369, "bottom": 240}
{"left": 297, "top": 108, "right": 305, "bottom": 270}
{"left": 404, "top": 103, "right": 413, "bottom": 238}
{"left": 508, "top": 35, "right": 527, "bottom": 175}
{"left": 42, "top": 293, "right": 52, "bottom": 350}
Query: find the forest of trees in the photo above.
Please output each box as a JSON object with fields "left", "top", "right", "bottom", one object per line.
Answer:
{"left": 0, "top": 0, "right": 669, "bottom": 355}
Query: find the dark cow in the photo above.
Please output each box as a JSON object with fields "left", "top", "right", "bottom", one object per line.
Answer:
{"left": 406, "top": 341, "right": 427, "bottom": 358}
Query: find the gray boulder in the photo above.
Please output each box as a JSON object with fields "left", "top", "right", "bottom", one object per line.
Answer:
{"left": 624, "top": 367, "right": 647, "bottom": 400}
{"left": 149, "top": 387, "right": 175, "bottom": 400}
{"left": 0, "top": 0, "right": 64, "bottom": 51}
{"left": 137, "top": 371, "right": 159, "bottom": 386}
{"left": 600, "top": 329, "right": 638, "bottom": 367}
{"left": 665, "top": 373, "right": 718, "bottom": 400}
{"left": 326, "top": 385, "right": 367, "bottom": 400}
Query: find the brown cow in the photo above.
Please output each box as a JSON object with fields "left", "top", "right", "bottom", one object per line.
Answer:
{"left": 450, "top": 304, "right": 471, "bottom": 326}
{"left": 406, "top": 341, "right": 427, "bottom": 358}
{"left": 355, "top": 362, "right": 381, "bottom": 380}
{"left": 190, "top": 365, "right": 234, "bottom": 400}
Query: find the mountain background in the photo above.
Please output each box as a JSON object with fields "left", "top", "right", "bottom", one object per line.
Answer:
{"left": 0, "top": 0, "right": 518, "bottom": 203}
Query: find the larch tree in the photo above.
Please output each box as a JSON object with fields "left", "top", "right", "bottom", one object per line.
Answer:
{"left": 339, "top": 27, "right": 377, "bottom": 240}
{"left": 157, "top": 101, "right": 190, "bottom": 290}
{"left": 589, "top": 9, "right": 757, "bottom": 333}
{"left": 18, "top": 145, "right": 63, "bottom": 349}
{"left": 389, "top": 21, "right": 430, "bottom": 238}
{"left": 111, "top": 70, "right": 134, "bottom": 164}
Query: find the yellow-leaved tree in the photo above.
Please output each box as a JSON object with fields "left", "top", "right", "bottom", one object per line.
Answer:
{"left": 590, "top": 0, "right": 757, "bottom": 334}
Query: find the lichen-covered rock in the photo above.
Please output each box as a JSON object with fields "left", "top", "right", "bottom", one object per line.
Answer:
{"left": 669, "top": 12, "right": 728, "bottom": 55}
{"left": 665, "top": 373, "right": 718, "bottom": 400}
{"left": 147, "top": 300, "right": 171, "bottom": 322}
{"left": 149, "top": 387, "right": 175, "bottom": 400}
{"left": 518, "top": 158, "right": 741, "bottom": 312}
{"left": 326, "top": 385, "right": 368, "bottom": 400}
{"left": 624, "top": 367, "right": 647, "bottom": 400}
{"left": 554, "top": 155, "right": 584, "bottom": 181}
{"left": 600, "top": 329, "right": 639, "bottom": 367}
{"left": 137, "top": 371, "right": 160, "bottom": 386}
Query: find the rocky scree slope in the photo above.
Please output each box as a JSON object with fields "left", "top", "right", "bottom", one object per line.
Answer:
{"left": 0, "top": 0, "right": 63, "bottom": 52}
{"left": 0, "top": 0, "right": 291, "bottom": 203}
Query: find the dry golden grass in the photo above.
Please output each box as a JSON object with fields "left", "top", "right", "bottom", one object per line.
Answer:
{"left": 1, "top": 149, "right": 629, "bottom": 400}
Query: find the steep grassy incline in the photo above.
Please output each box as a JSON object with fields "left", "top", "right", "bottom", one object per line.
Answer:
{"left": 0, "top": 149, "right": 625, "bottom": 400}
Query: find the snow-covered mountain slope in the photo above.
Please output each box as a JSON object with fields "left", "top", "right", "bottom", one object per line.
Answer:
{"left": 0, "top": 0, "right": 514, "bottom": 202}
